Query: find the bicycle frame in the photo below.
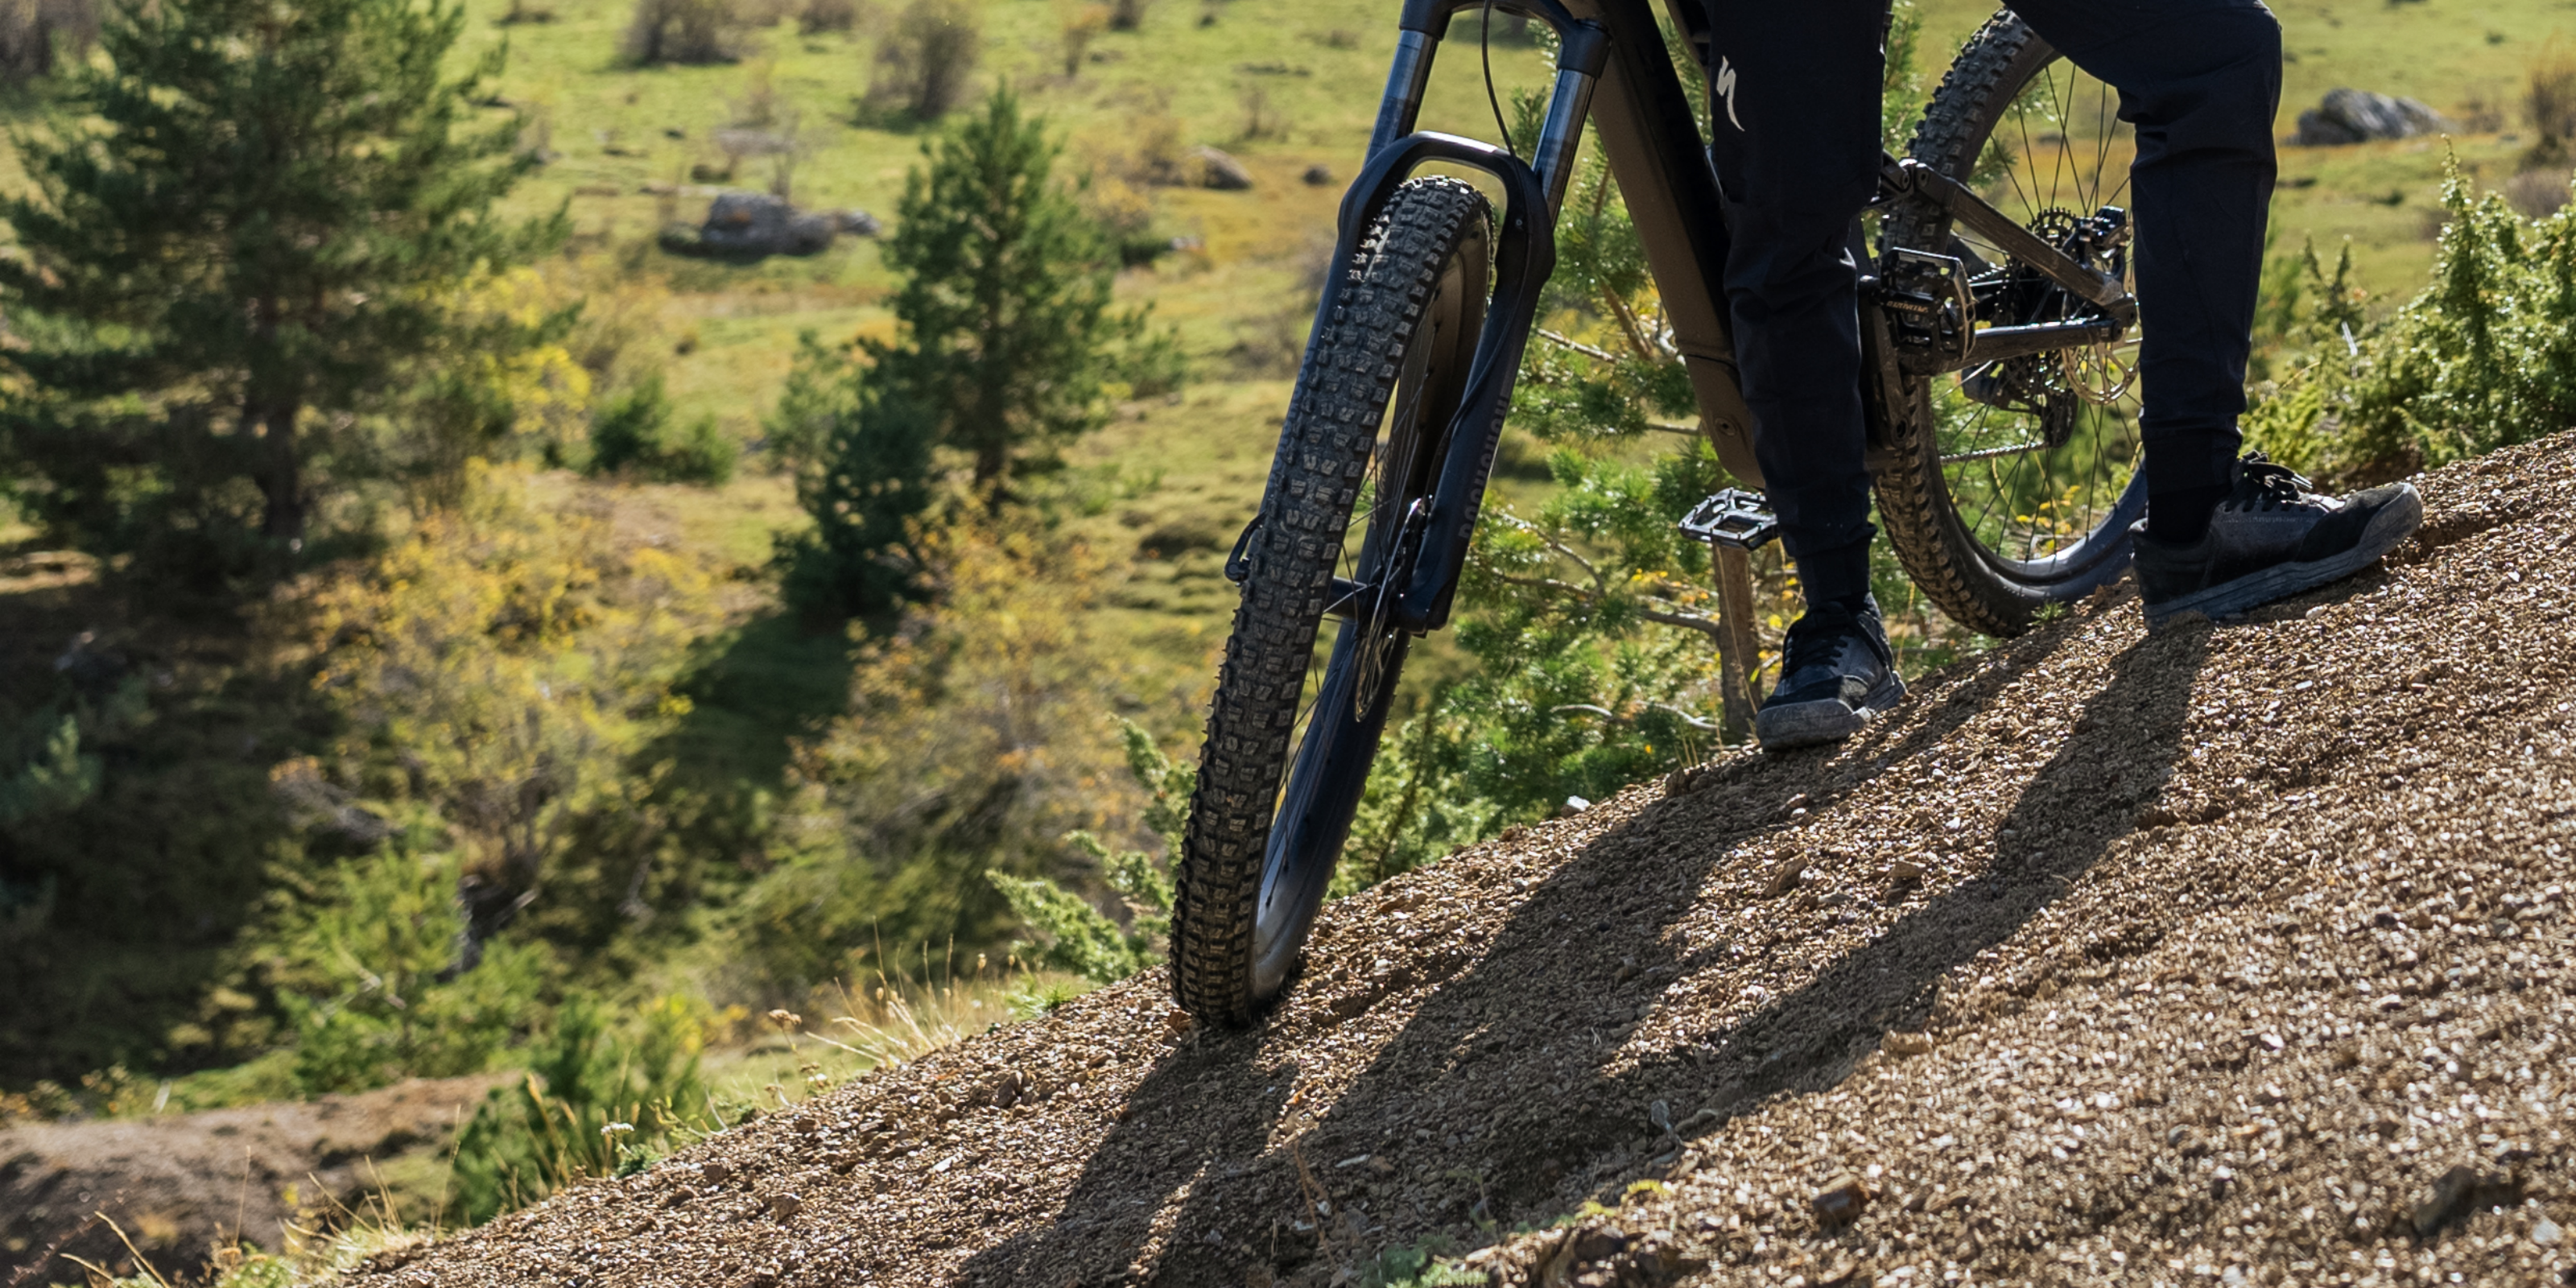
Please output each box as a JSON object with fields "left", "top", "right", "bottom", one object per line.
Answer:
{"left": 1305, "top": 0, "right": 2136, "bottom": 635}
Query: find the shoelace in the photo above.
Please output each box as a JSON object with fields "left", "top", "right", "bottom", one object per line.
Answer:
{"left": 1780, "top": 612, "right": 1871, "bottom": 677}
{"left": 2235, "top": 452, "right": 2322, "bottom": 513}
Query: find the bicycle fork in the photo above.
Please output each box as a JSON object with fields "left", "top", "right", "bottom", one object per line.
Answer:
{"left": 1238, "top": 0, "right": 1610, "bottom": 637}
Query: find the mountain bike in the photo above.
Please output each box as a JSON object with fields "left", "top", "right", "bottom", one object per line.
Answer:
{"left": 1172, "top": 0, "right": 2148, "bottom": 1024}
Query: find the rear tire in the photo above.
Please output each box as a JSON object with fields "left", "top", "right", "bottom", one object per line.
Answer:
{"left": 1172, "top": 178, "right": 1491, "bottom": 1026}
{"left": 1874, "top": 12, "right": 2149, "bottom": 637}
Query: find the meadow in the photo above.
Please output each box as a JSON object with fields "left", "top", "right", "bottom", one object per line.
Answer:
{"left": 436, "top": 0, "right": 2563, "bottom": 690}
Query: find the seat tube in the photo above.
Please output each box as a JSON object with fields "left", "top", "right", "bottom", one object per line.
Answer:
{"left": 1367, "top": 31, "right": 1439, "bottom": 164}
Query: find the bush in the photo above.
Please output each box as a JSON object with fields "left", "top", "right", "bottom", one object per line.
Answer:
{"left": 2507, "top": 168, "right": 2572, "bottom": 221}
{"left": 589, "top": 374, "right": 738, "bottom": 485}
{"left": 256, "top": 844, "right": 551, "bottom": 1096}
{"left": 622, "top": 0, "right": 739, "bottom": 65}
{"left": 2245, "top": 163, "right": 2576, "bottom": 485}
{"left": 989, "top": 719, "right": 1186, "bottom": 984}
{"left": 448, "top": 994, "right": 712, "bottom": 1223}
{"left": 2525, "top": 44, "right": 2576, "bottom": 170}
{"left": 0, "top": 0, "right": 97, "bottom": 84}
{"left": 298, "top": 466, "right": 720, "bottom": 956}
{"left": 797, "top": 0, "right": 857, "bottom": 35}
{"left": 774, "top": 389, "right": 938, "bottom": 620}
{"left": 735, "top": 520, "right": 1125, "bottom": 991}
{"left": 1059, "top": 2, "right": 1104, "bottom": 77}
{"left": 864, "top": 0, "right": 978, "bottom": 122}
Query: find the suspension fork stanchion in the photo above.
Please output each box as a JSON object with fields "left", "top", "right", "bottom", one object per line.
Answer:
{"left": 1529, "top": 60, "right": 1600, "bottom": 208}
{"left": 1366, "top": 31, "right": 1437, "bottom": 163}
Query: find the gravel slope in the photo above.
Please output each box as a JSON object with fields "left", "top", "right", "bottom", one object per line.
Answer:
{"left": 349, "top": 432, "right": 2576, "bottom": 1288}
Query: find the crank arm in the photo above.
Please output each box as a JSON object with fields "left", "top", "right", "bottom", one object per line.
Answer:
{"left": 1879, "top": 157, "right": 2136, "bottom": 322}
{"left": 1897, "top": 318, "right": 2132, "bottom": 376}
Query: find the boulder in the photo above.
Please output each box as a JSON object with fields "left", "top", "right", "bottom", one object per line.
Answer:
{"left": 662, "top": 191, "right": 839, "bottom": 258}
{"left": 1193, "top": 145, "right": 1254, "bottom": 191}
{"left": 2293, "top": 88, "right": 2449, "bottom": 147}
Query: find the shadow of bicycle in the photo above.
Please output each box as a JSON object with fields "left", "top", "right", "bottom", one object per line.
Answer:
{"left": 954, "top": 619, "right": 2210, "bottom": 1286}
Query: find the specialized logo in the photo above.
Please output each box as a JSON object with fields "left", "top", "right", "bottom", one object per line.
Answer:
{"left": 1715, "top": 56, "right": 1744, "bottom": 130}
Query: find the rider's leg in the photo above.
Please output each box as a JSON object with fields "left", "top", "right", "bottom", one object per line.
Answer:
{"left": 1705, "top": 0, "right": 1903, "bottom": 747}
{"left": 2002, "top": 0, "right": 2277, "bottom": 542}
{"left": 1705, "top": 0, "right": 1885, "bottom": 612}
{"left": 2009, "top": 0, "right": 2423, "bottom": 623}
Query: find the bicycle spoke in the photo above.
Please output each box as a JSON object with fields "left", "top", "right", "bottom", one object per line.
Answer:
{"left": 1931, "top": 44, "right": 2143, "bottom": 576}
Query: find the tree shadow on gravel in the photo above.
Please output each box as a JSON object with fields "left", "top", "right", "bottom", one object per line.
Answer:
{"left": 951, "top": 622, "right": 2210, "bottom": 1287}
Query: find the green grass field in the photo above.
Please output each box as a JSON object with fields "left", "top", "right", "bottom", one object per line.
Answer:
{"left": 451, "top": 0, "right": 2568, "bottom": 582}
{"left": 324, "top": 0, "right": 2576, "bottom": 836}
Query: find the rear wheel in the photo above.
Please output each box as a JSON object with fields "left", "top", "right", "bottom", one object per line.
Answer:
{"left": 1875, "top": 12, "right": 2149, "bottom": 637}
{"left": 1172, "top": 178, "right": 1491, "bottom": 1026}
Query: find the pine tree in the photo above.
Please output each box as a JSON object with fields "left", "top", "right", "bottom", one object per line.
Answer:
{"left": 0, "top": 0, "right": 564, "bottom": 572}
{"left": 774, "top": 334, "right": 940, "bottom": 621}
{"left": 776, "top": 85, "right": 1176, "bottom": 619}
{"left": 870, "top": 84, "right": 1130, "bottom": 497}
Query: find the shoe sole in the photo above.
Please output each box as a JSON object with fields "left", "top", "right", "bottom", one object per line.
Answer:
{"left": 1757, "top": 671, "right": 1908, "bottom": 752}
{"left": 2142, "top": 484, "right": 2425, "bottom": 629}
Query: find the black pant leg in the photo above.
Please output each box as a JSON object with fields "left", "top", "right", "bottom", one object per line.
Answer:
{"left": 1705, "top": 0, "right": 1889, "bottom": 605}
{"left": 2002, "top": 0, "right": 2283, "bottom": 496}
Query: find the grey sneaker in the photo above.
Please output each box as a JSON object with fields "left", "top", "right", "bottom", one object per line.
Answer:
{"left": 2133, "top": 452, "right": 2423, "bottom": 628}
{"left": 1757, "top": 595, "right": 1905, "bottom": 752}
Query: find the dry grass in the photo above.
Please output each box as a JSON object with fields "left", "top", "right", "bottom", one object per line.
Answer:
{"left": 2507, "top": 167, "right": 2572, "bottom": 221}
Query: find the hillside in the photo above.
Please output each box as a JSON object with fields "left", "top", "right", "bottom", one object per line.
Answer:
{"left": 328, "top": 434, "right": 2576, "bottom": 1286}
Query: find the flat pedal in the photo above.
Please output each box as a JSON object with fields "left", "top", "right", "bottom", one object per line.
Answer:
{"left": 1678, "top": 489, "right": 1781, "bottom": 551}
{"left": 1875, "top": 247, "right": 1973, "bottom": 372}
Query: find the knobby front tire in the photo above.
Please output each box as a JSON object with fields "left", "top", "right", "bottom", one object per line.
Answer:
{"left": 1172, "top": 178, "right": 1492, "bottom": 1026}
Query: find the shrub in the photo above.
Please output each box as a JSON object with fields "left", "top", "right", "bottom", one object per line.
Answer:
{"left": 0, "top": 0, "right": 97, "bottom": 84}
{"left": 1106, "top": 0, "right": 1146, "bottom": 31}
{"left": 2526, "top": 44, "right": 2576, "bottom": 170}
{"left": 299, "top": 465, "right": 720, "bottom": 958}
{"left": 2245, "top": 162, "right": 2576, "bottom": 485}
{"left": 989, "top": 719, "right": 1187, "bottom": 983}
{"left": 798, "top": 0, "right": 857, "bottom": 35}
{"left": 774, "top": 379, "right": 939, "bottom": 620}
{"left": 257, "top": 844, "right": 551, "bottom": 1096}
{"left": 448, "top": 994, "right": 712, "bottom": 1223}
{"left": 589, "top": 374, "right": 738, "bottom": 485}
{"left": 865, "top": 0, "right": 978, "bottom": 122}
{"left": 1058, "top": 2, "right": 1104, "bottom": 77}
{"left": 622, "top": 0, "right": 739, "bottom": 65}
{"left": 736, "top": 520, "right": 1125, "bottom": 990}
{"left": 2507, "top": 168, "right": 2572, "bottom": 221}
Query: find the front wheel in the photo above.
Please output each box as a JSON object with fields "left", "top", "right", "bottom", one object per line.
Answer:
{"left": 1172, "top": 178, "right": 1491, "bottom": 1026}
{"left": 1874, "top": 12, "right": 2150, "bottom": 638}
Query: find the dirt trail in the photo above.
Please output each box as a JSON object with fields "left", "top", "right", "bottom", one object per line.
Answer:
{"left": 349, "top": 433, "right": 2576, "bottom": 1288}
{"left": 2, "top": 1075, "right": 496, "bottom": 1284}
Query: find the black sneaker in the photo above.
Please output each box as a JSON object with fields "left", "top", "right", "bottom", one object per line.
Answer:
{"left": 2133, "top": 452, "right": 2423, "bottom": 628}
{"left": 1756, "top": 595, "right": 1905, "bottom": 752}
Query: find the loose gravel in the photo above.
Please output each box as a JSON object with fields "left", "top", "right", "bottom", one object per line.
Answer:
{"left": 346, "top": 431, "right": 2576, "bottom": 1288}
